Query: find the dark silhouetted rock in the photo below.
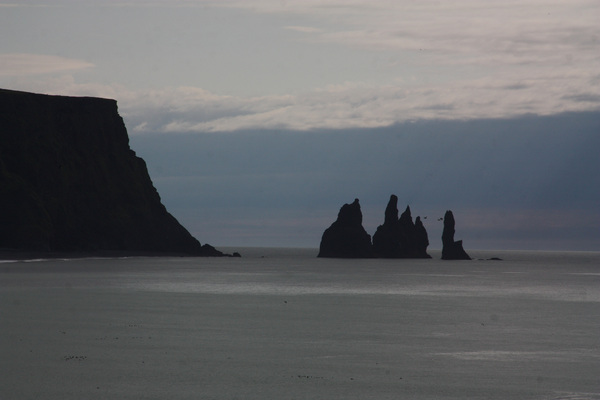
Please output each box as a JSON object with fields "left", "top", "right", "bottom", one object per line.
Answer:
{"left": 414, "top": 216, "right": 430, "bottom": 258}
{"left": 318, "top": 199, "right": 373, "bottom": 258}
{"left": 372, "top": 195, "right": 431, "bottom": 258}
{"left": 441, "top": 210, "right": 471, "bottom": 260}
{"left": 0, "top": 88, "right": 225, "bottom": 257}
{"left": 372, "top": 195, "right": 401, "bottom": 257}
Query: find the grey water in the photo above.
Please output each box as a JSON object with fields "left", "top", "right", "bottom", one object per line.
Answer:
{"left": 1, "top": 249, "right": 599, "bottom": 399}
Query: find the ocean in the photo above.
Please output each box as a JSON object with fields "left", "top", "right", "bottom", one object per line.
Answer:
{"left": 1, "top": 249, "right": 599, "bottom": 399}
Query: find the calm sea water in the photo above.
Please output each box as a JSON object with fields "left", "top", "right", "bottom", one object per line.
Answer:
{"left": 1, "top": 249, "right": 599, "bottom": 399}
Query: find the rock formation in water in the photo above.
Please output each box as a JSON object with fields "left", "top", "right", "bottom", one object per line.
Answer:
{"left": 441, "top": 210, "right": 471, "bottom": 260}
{"left": 413, "top": 216, "right": 431, "bottom": 258}
{"left": 372, "top": 195, "right": 431, "bottom": 258}
{"left": 318, "top": 195, "right": 432, "bottom": 259}
{"left": 318, "top": 199, "right": 373, "bottom": 258}
{"left": 0, "top": 88, "right": 224, "bottom": 256}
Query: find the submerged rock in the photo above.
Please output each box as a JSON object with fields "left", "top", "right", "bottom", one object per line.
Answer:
{"left": 372, "top": 195, "right": 431, "bottom": 258}
{"left": 0, "top": 88, "right": 224, "bottom": 256}
{"left": 318, "top": 199, "right": 373, "bottom": 258}
{"left": 441, "top": 210, "right": 471, "bottom": 260}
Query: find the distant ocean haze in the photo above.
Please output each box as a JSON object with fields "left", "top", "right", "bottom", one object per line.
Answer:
{"left": 130, "top": 111, "right": 600, "bottom": 250}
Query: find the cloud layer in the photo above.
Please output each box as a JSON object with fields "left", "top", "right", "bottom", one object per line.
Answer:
{"left": 38, "top": 73, "right": 599, "bottom": 134}
{"left": 2, "top": 0, "right": 598, "bottom": 133}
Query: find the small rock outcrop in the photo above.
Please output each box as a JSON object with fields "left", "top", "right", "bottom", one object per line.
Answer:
{"left": 0, "top": 88, "right": 224, "bottom": 257}
{"left": 372, "top": 195, "right": 431, "bottom": 258}
{"left": 441, "top": 210, "right": 471, "bottom": 260}
{"left": 318, "top": 199, "right": 373, "bottom": 258}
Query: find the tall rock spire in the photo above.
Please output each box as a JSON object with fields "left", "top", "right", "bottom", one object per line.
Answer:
{"left": 441, "top": 210, "right": 471, "bottom": 260}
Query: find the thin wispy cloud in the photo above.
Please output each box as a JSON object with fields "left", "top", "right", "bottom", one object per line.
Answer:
{"left": 228, "top": 0, "right": 600, "bottom": 70}
{"left": 0, "top": 54, "right": 94, "bottom": 76}
{"left": 284, "top": 26, "right": 323, "bottom": 34}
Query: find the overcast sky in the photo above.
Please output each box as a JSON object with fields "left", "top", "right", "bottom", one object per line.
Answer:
{"left": 1, "top": 1, "right": 599, "bottom": 250}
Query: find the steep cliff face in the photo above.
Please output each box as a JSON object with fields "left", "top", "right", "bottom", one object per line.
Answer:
{"left": 0, "top": 89, "right": 222, "bottom": 256}
{"left": 318, "top": 199, "right": 373, "bottom": 258}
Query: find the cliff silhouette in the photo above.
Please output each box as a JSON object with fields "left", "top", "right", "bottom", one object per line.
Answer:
{"left": 319, "top": 196, "right": 473, "bottom": 259}
{"left": 441, "top": 210, "right": 471, "bottom": 260}
{"left": 318, "top": 195, "right": 433, "bottom": 259}
{"left": 0, "top": 89, "right": 224, "bottom": 257}
{"left": 317, "top": 199, "right": 373, "bottom": 258}
{"left": 372, "top": 195, "right": 431, "bottom": 258}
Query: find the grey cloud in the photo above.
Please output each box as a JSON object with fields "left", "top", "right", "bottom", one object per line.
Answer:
{"left": 9, "top": 1, "right": 598, "bottom": 135}
{"left": 419, "top": 103, "right": 455, "bottom": 111}
{"left": 0, "top": 53, "right": 94, "bottom": 76}
{"left": 503, "top": 83, "right": 529, "bottom": 90}
{"left": 268, "top": 1, "right": 599, "bottom": 64}
{"left": 562, "top": 93, "right": 600, "bottom": 103}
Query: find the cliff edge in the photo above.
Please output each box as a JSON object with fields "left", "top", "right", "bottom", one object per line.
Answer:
{"left": 0, "top": 89, "right": 223, "bottom": 257}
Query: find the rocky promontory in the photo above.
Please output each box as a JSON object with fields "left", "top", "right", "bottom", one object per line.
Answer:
{"left": 0, "top": 88, "right": 225, "bottom": 257}
{"left": 441, "top": 210, "right": 471, "bottom": 260}
{"left": 317, "top": 199, "right": 373, "bottom": 258}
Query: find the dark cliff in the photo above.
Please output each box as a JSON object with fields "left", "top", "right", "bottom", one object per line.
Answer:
{"left": 0, "top": 89, "right": 223, "bottom": 256}
{"left": 441, "top": 210, "right": 471, "bottom": 260}
{"left": 318, "top": 199, "right": 373, "bottom": 258}
{"left": 372, "top": 195, "right": 431, "bottom": 258}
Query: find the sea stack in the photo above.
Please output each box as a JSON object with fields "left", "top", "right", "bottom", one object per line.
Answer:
{"left": 441, "top": 210, "right": 471, "bottom": 260}
{"left": 0, "top": 88, "right": 223, "bottom": 256}
{"left": 318, "top": 199, "right": 373, "bottom": 258}
{"left": 372, "top": 195, "right": 431, "bottom": 258}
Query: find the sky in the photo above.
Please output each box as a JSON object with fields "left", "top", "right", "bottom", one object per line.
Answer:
{"left": 1, "top": 0, "right": 599, "bottom": 250}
